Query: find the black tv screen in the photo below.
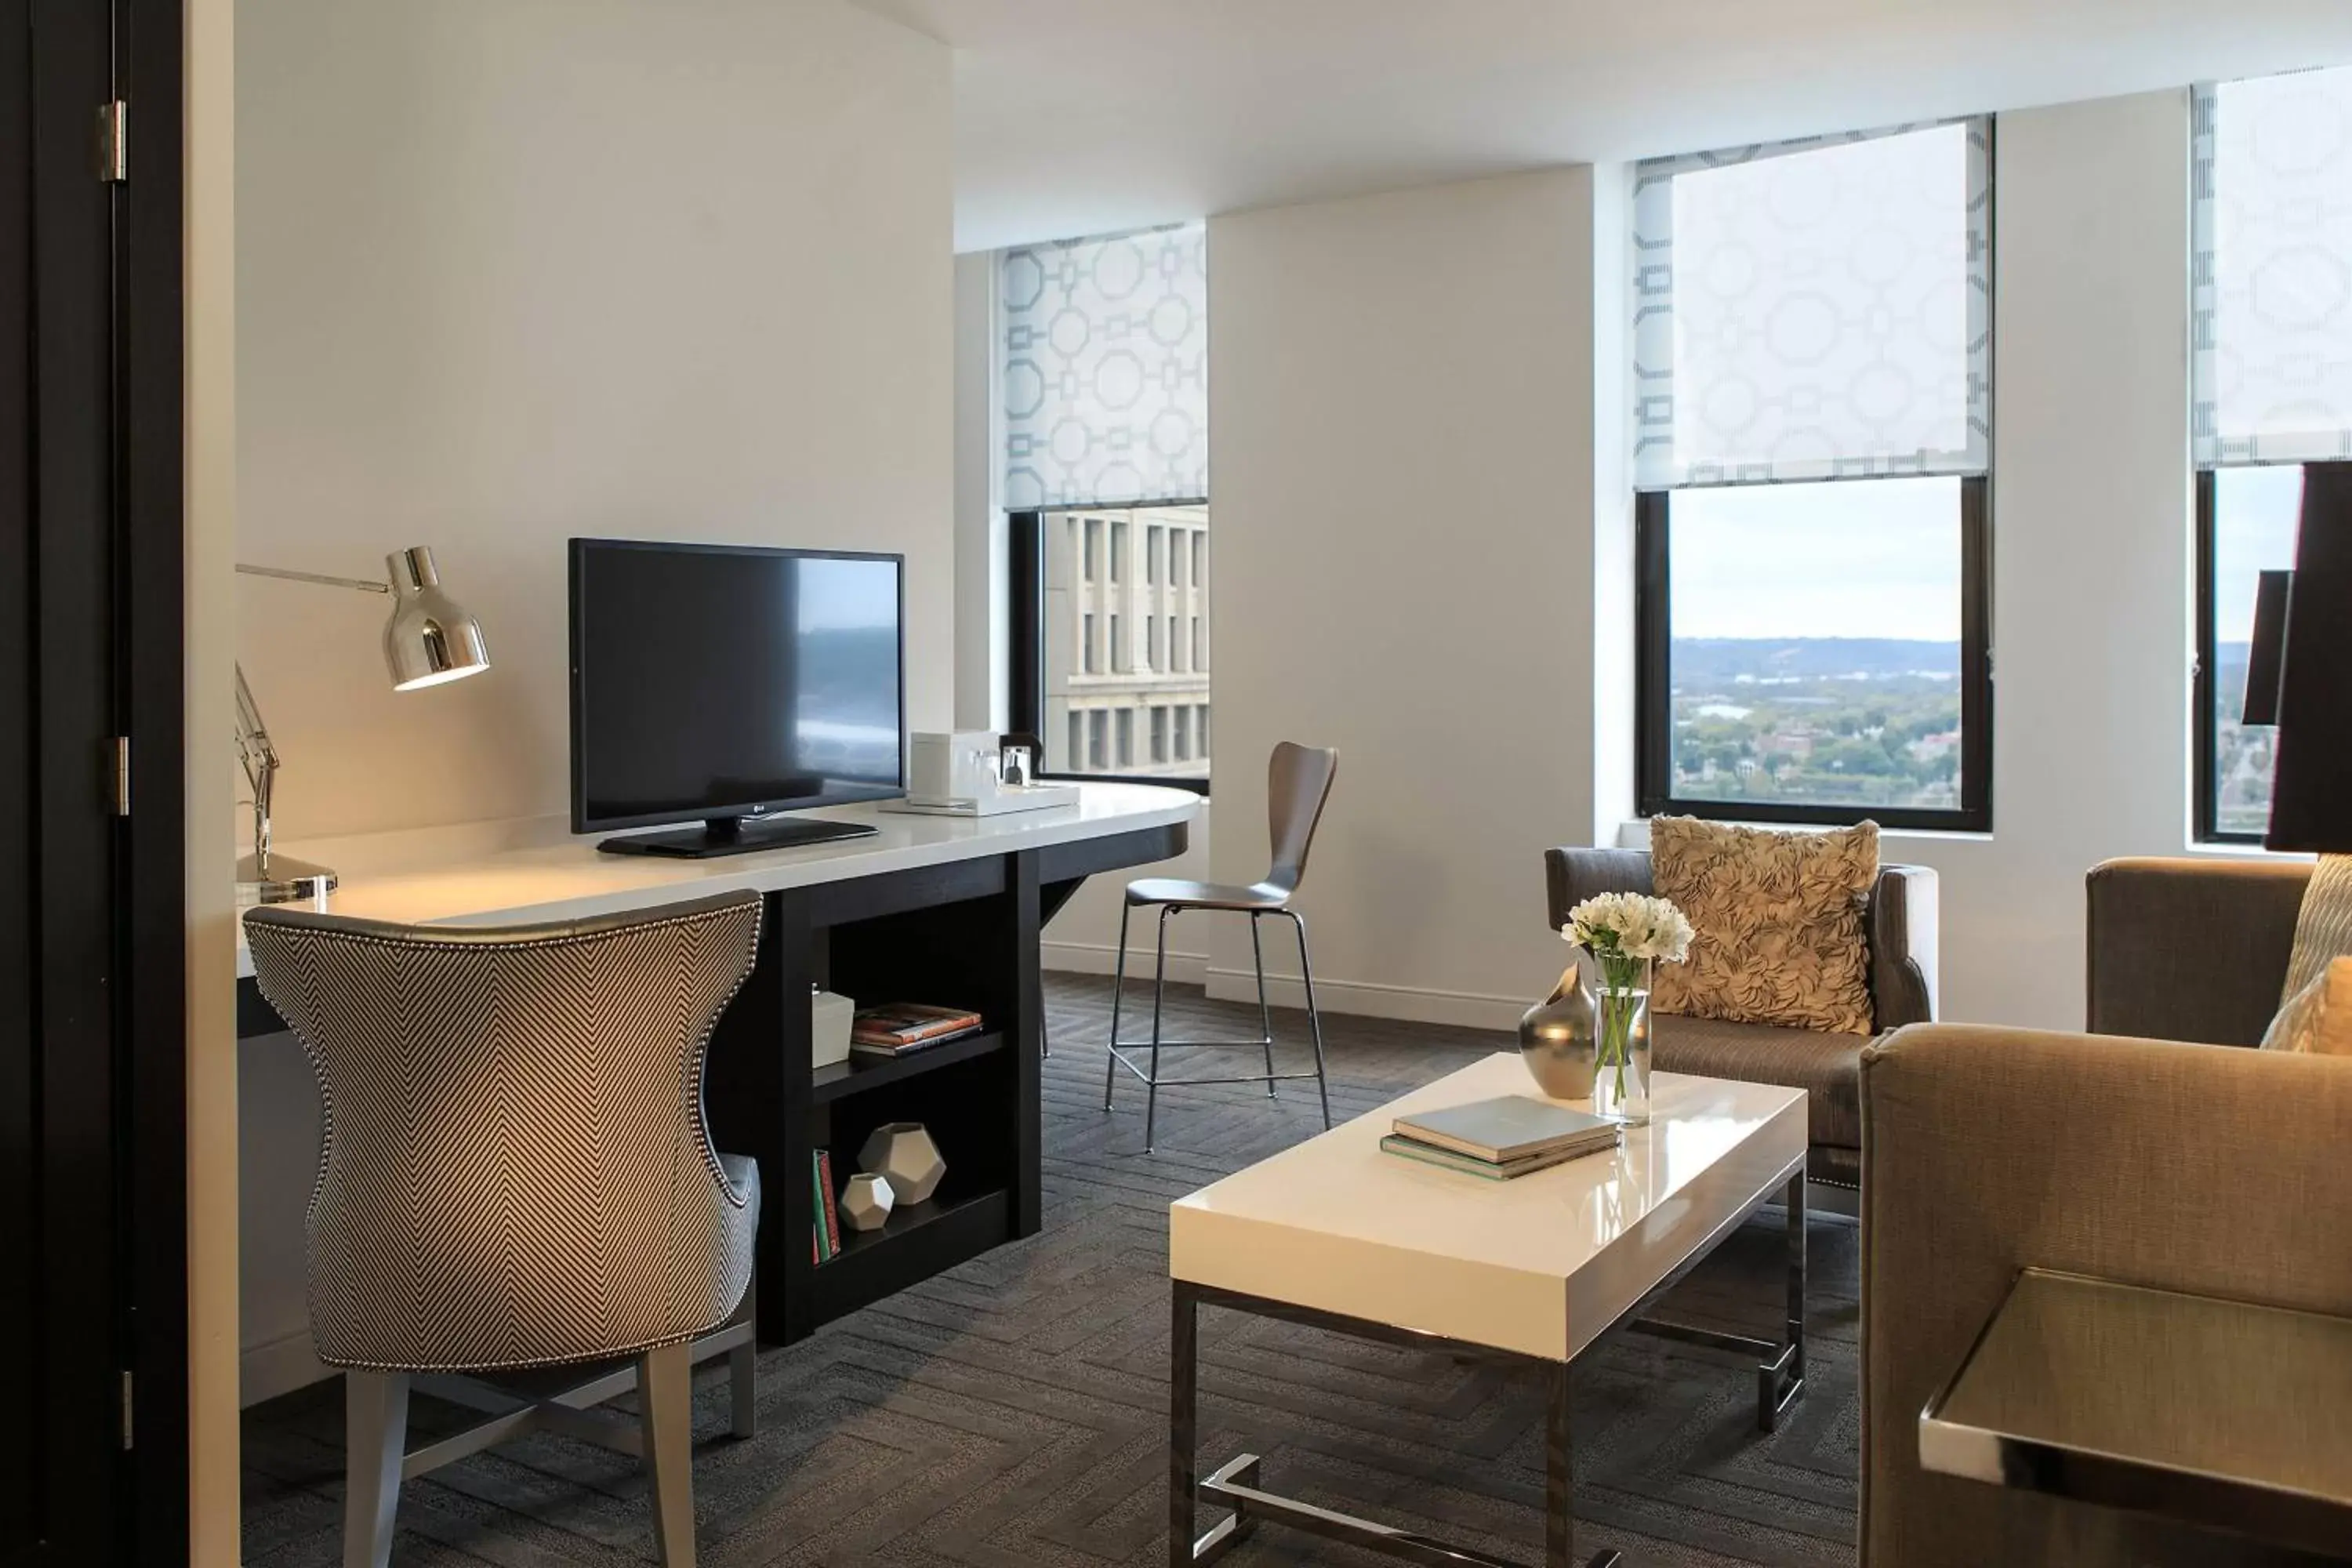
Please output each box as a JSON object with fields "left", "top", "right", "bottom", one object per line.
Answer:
{"left": 569, "top": 539, "right": 905, "bottom": 833}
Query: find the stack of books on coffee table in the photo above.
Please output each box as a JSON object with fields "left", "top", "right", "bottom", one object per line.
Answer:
{"left": 1380, "top": 1094, "right": 1622, "bottom": 1180}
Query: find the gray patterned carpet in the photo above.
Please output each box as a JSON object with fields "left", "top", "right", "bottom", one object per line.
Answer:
{"left": 242, "top": 974, "right": 1860, "bottom": 1566}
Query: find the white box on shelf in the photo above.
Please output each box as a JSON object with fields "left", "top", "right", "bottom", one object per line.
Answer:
{"left": 812, "top": 988, "right": 855, "bottom": 1070}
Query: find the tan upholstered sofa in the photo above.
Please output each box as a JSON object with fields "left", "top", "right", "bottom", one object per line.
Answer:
{"left": 1861, "top": 857, "right": 2352, "bottom": 1566}
{"left": 1544, "top": 846, "right": 1940, "bottom": 1196}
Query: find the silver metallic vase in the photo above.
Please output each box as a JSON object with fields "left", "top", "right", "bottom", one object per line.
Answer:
{"left": 1519, "top": 962, "right": 1599, "bottom": 1100}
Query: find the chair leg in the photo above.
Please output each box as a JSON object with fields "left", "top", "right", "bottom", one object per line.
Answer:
{"left": 639, "top": 1341, "right": 698, "bottom": 1568}
{"left": 1103, "top": 900, "right": 1133, "bottom": 1112}
{"left": 728, "top": 1279, "right": 757, "bottom": 1439}
{"left": 343, "top": 1370, "right": 409, "bottom": 1568}
{"left": 1145, "top": 904, "right": 1171, "bottom": 1152}
{"left": 1249, "top": 913, "right": 1277, "bottom": 1098}
{"left": 1289, "top": 911, "right": 1333, "bottom": 1130}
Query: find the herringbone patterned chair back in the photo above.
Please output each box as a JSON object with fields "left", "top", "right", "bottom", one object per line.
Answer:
{"left": 245, "top": 891, "right": 763, "bottom": 1373}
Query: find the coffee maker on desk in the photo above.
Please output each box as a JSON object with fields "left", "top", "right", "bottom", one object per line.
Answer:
{"left": 883, "top": 731, "right": 1081, "bottom": 817}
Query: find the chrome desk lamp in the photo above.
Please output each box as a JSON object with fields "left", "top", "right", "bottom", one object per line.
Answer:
{"left": 236, "top": 546, "right": 490, "bottom": 906}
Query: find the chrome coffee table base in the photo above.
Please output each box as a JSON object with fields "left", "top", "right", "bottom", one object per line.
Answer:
{"left": 1167, "top": 1171, "right": 1806, "bottom": 1568}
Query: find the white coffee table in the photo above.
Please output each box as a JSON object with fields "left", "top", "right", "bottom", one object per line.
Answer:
{"left": 1167, "top": 1052, "right": 1810, "bottom": 1568}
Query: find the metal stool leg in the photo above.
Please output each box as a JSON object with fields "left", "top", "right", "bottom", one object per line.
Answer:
{"left": 1249, "top": 912, "right": 1277, "bottom": 1098}
{"left": 1288, "top": 910, "right": 1333, "bottom": 1130}
{"left": 1104, "top": 901, "right": 1133, "bottom": 1112}
{"left": 1145, "top": 904, "right": 1172, "bottom": 1152}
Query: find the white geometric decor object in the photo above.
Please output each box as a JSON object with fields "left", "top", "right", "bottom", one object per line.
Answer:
{"left": 858, "top": 1121, "right": 946, "bottom": 1206}
{"left": 840, "top": 1173, "right": 895, "bottom": 1232}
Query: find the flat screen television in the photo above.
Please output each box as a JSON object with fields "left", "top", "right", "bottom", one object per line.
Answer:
{"left": 569, "top": 539, "right": 904, "bottom": 857}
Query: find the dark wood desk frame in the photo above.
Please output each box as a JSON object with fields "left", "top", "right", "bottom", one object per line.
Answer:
{"left": 237, "top": 822, "right": 1185, "bottom": 1345}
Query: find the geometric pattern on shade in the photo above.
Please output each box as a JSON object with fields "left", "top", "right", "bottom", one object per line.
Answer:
{"left": 1002, "top": 222, "right": 1208, "bottom": 510}
{"left": 241, "top": 891, "right": 762, "bottom": 1374}
{"left": 1633, "top": 119, "right": 1993, "bottom": 491}
{"left": 2193, "top": 67, "right": 2352, "bottom": 467}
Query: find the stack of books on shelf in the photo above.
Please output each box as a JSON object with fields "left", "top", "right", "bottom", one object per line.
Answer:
{"left": 812, "top": 1149, "right": 842, "bottom": 1263}
{"left": 1380, "top": 1094, "right": 1622, "bottom": 1180}
{"left": 851, "top": 1003, "right": 983, "bottom": 1058}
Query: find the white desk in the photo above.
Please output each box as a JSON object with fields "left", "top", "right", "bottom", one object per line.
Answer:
{"left": 236, "top": 782, "right": 1196, "bottom": 1399}
{"left": 234, "top": 782, "right": 1198, "bottom": 977}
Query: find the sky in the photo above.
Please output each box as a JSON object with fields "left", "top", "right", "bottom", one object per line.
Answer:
{"left": 2212, "top": 465, "right": 2303, "bottom": 644}
{"left": 1670, "top": 475, "right": 1963, "bottom": 641}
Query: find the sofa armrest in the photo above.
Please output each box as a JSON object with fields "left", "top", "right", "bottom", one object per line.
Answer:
{"left": 2085, "top": 857, "right": 2310, "bottom": 1043}
{"left": 1869, "top": 864, "right": 1938, "bottom": 1029}
{"left": 1861, "top": 1023, "right": 2352, "bottom": 1566}
{"left": 1542, "top": 846, "right": 1652, "bottom": 932}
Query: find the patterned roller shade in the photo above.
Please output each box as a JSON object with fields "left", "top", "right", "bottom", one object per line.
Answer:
{"left": 1632, "top": 119, "right": 1993, "bottom": 491}
{"left": 2194, "top": 67, "right": 2352, "bottom": 467}
{"left": 1000, "top": 222, "right": 1208, "bottom": 511}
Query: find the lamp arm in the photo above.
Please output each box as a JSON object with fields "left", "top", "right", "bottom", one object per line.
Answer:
{"left": 236, "top": 561, "right": 391, "bottom": 595}
{"left": 234, "top": 662, "right": 281, "bottom": 873}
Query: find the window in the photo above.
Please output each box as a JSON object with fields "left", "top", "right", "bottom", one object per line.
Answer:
{"left": 1192, "top": 533, "right": 1205, "bottom": 586}
{"left": 1632, "top": 118, "right": 1994, "bottom": 832}
{"left": 2198, "top": 468, "right": 2306, "bottom": 839}
{"left": 1014, "top": 503, "right": 1212, "bottom": 786}
{"left": 2190, "top": 67, "right": 2352, "bottom": 840}
{"left": 1002, "top": 222, "right": 1210, "bottom": 789}
{"left": 1068, "top": 713, "right": 1083, "bottom": 768}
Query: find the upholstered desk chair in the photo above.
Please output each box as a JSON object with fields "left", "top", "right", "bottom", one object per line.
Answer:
{"left": 244, "top": 891, "right": 765, "bottom": 1568}
{"left": 1103, "top": 741, "right": 1338, "bottom": 1150}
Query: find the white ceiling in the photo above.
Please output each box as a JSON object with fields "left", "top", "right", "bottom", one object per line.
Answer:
{"left": 853, "top": 0, "right": 2352, "bottom": 252}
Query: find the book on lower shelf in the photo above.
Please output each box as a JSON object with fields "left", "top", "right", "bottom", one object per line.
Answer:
{"left": 813, "top": 1149, "right": 842, "bottom": 1262}
{"left": 1381, "top": 1094, "right": 1621, "bottom": 1180}
{"left": 850, "top": 1003, "right": 984, "bottom": 1057}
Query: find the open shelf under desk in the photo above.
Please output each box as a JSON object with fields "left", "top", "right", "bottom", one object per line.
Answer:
{"left": 812, "top": 1186, "right": 1010, "bottom": 1323}
{"left": 808, "top": 1029, "right": 1004, "bottom": 1105}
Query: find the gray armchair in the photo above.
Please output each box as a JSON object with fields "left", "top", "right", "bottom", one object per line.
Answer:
{"left": 1544, "top": 846, "right": 1939, "bottom": 1194}
{"left": 1861, "top": 857, "right": 2350, "bottom": 1566}
{"left": 244, "top": 889, "right": 765, "bottom": 1568}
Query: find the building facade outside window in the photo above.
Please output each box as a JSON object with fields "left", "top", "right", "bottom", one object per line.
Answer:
{"left": 1633, "top": 118, "right": 1995, "bottom": 831}
{"left": 1028, "top": 504, "right": 1210, "bottom": 781}
{"left": 2191, "top": 66, "right": 2352, "bottom": 841}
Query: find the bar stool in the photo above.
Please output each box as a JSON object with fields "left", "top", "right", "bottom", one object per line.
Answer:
{"left": 1102, "top": 741, "right": 1338, "bottom": 1151}
{"left": 243, "top": 890, "right": 766, "bottom": 1568}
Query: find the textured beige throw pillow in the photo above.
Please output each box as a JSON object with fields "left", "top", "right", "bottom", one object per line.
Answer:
{"left": 1647, "top": 816, "right": 1879, "bottom": 1036}
{"left": 2263, "top": 954, "right": 2352, "bottom": 1055}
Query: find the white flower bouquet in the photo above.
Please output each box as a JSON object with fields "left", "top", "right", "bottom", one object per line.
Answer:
{"left": 1559, "top": 892, "right": 1693, "bottom": 1112}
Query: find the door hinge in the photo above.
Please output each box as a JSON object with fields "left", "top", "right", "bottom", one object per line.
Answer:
{"left": 118, "top": 1369, "right": 134, "bottom": 1450}
{"left": 111, "top": 736, "right": 131, "bottom": 817}
{"left": 96, "top": 100, "right": 128, "bottom": 183}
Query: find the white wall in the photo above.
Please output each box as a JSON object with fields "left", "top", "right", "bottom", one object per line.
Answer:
{"left": 232, "top": 0, "right": 953, "bottom": 1404}
{"left": 1204, "top": 169, "right": 1612, "bottom": 1023}
{"left": 236, "top": 0, "right": 954, "bottom": 841}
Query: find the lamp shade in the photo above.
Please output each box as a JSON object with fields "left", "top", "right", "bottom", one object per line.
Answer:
{"left": 2267, "top": 468, "right": 2352, "bottom": 852}
{"left": 381, "top": 546, "right": 491, "bottom": 691}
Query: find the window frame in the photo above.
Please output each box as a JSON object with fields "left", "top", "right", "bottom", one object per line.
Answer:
{"left": 2193, "top": 462, "right": 2339, "bottom": 844}
{"left": 1009, "top": 505, "right": 1212, "bottom": 795}
{"left": 1634, "top": 475, "right": 1994, "bottom": 833}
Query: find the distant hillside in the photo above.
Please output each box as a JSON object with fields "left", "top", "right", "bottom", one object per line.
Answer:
{"left": 1671, "top": 637, "right": 1961, "bottom": 685}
